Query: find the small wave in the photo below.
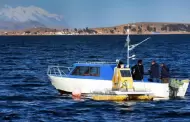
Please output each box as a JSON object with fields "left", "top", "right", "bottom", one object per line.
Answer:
{"left": 1, "top": 113, "right": 20, "bottom": 121}
{"left": 0, "top": 95, "right": 64, "bottom": 101}
{"left": 88, "top": 55, "right": 104, "bottom": 58}
{"left": 22, "top": 76, "right": 42, "bottom": 82}
{"left": 11, "top": 83, "right": 47, "bottom": 88}
{"left": 156, "top": 111, "right": 190, "bottom": 118}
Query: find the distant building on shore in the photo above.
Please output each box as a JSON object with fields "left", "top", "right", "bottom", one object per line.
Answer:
{"left": 152, "top": 32, "right": 160, "bottom": 34}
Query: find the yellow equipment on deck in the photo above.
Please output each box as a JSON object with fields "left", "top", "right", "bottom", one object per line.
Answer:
{"left": 92, "top": 95, "right": 153, "bottom": 101}
{"left": 93, "top": 95, "right": 128, "bottom": 101}
{"left": 92, "top": 67, "right": 154, "bottom": 101}
{"left": 112, "top": 67, "right": 134, "bottom": 91}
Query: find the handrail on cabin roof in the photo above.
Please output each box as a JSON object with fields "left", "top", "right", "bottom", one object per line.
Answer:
{"left": 76, "top": 61, "right": 116, "bottom": 64}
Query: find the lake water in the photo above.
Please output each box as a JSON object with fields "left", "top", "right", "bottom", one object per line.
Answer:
{"left": 0, "top": 35, "right": 190, "bottom": 121}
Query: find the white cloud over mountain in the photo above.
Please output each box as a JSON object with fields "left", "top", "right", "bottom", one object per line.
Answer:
{"left": 0, "top": 5, "right": 67, "bottom": 30}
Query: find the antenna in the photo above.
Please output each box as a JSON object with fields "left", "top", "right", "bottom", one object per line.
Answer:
{"left": 126, "top": 29, "right": 130, "bottom": 68}
{"left": 124, "top": 28, "right": 151, "bottom": 68}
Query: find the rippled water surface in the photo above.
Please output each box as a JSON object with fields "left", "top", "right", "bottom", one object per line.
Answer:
{"left": 0, "top": 35, "right": 190, "bottom": 122}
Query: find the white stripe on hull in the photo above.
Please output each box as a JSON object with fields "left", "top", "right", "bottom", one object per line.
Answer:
{"left": 49, "top": 76, "right": 112, "bottom": 93}
{"left": 48, "top": 75, "right": 189, "bottom": 98}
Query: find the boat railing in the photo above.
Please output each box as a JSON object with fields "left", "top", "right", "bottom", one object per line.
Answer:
{"left": 76, "top": 61, "right": 116, "bottom": 64}
{"left": 47, "top": 65, "right": 72, "bottom": 77}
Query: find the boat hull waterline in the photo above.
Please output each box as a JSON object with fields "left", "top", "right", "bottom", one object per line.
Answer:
{"left": 48, "top": 75, "right": 189, "bottom": 98}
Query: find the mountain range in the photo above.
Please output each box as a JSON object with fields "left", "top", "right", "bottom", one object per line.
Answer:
{"left": 0, "top": 5, "right": 68, "bottom": 30}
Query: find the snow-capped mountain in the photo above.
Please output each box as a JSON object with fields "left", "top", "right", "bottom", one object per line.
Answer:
{"left": 0, "top": 5, "right": 67, "bottom": 30}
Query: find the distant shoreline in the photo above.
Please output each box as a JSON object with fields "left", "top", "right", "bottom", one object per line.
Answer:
{"left": 1, "top": 33, "right": 190, "bottom": 36}
{"left": 1, "top": 22, "right": 190, "bottom": 36}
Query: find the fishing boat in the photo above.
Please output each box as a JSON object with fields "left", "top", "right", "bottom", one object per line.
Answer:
{"left": 47, "top": 29, "right": 189, "bottom": 99}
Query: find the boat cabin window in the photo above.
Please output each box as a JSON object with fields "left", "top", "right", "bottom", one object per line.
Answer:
{"left": 90, "top": 67, "right": 100, "bottom": 76}
{"left": 71, "top": 66, "right": 100, "bottom": 77}
{"left": 120, "top": 70, "right": 131, "bottom": 77}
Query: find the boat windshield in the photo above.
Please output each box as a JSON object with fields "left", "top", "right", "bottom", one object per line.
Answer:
{"left": 71, "top": 66, "right": 100, "bottom": 77}
{"left": 120, "top": 70, "right": 131, "bottom": 77}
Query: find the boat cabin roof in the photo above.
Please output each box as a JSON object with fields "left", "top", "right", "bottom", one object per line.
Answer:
{"left": 66, "top": 62, "right": 131, "bottom": 80}
{"left": 73, "top": 62, "right": 117, "bottom": 67}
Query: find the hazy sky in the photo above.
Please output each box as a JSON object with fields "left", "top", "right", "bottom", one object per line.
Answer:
{"left": 0, "top": 0, "right": 190, "bottom": 28}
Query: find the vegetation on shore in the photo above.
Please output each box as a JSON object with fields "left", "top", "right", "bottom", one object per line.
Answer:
{"left": 92, "top": 22, "right": 190, "bottom": 34}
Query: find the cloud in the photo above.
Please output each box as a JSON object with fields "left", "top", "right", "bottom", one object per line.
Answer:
{"left": 0, "top": 5, "right": 63, "bottom": 22}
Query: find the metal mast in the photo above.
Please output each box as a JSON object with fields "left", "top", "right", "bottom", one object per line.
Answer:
{"left": 126, "top": 29, "right": 130, "bottom": 68}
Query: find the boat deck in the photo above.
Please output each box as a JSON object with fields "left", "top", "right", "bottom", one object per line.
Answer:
{"left": 114, "top": 91, "right": 153, "bottom": 95}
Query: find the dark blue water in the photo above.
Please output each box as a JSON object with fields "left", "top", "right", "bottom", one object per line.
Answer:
{"left": 0, "top": 35, "right": 190, "bottom": 122}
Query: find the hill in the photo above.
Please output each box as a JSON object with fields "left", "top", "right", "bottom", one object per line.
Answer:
{"left": 1, "top": 22, "right": 190, "bottom": 35}
{"left": 91, "top": 22, "right": 190, "bottom": 34}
